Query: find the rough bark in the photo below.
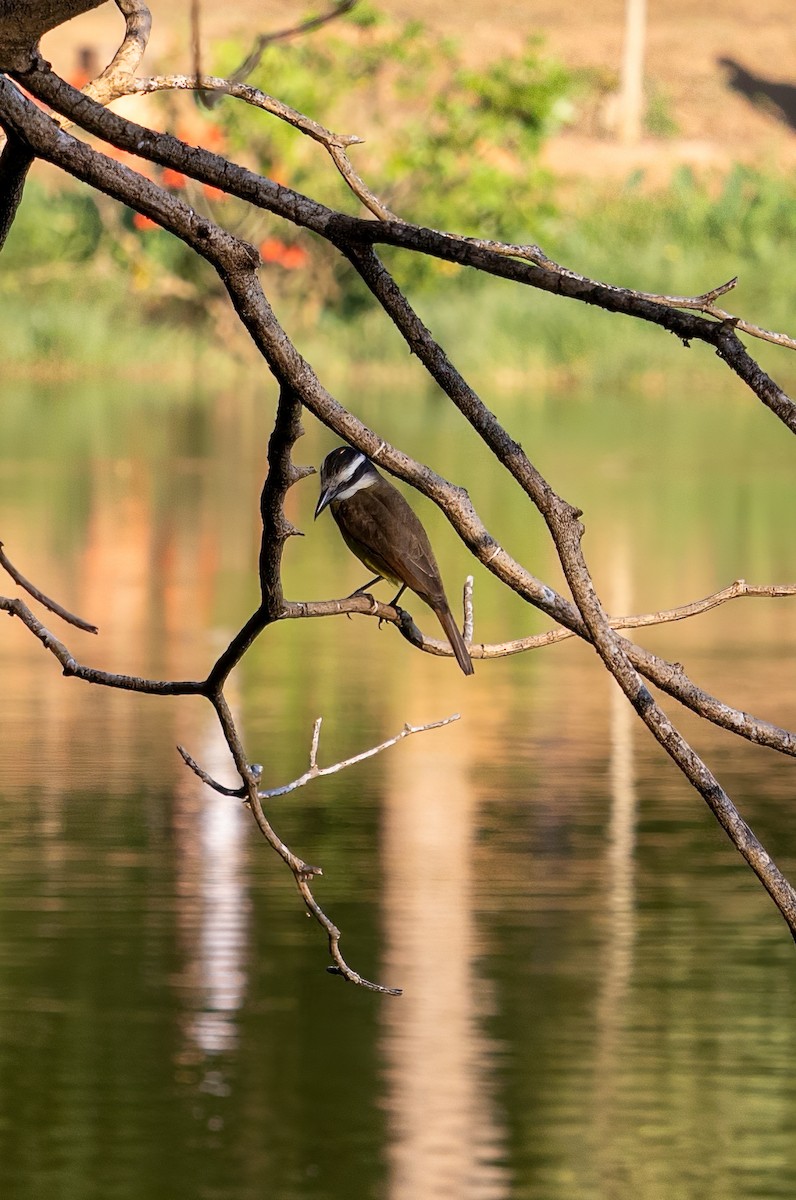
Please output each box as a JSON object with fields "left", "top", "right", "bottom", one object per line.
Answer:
{"left": 0, "top": 0, "right": 106, "bottom": 70}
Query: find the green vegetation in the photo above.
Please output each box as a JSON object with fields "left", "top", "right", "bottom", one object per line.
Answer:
{"left": 3, "top": 5, "right": 796, "bottom": 394}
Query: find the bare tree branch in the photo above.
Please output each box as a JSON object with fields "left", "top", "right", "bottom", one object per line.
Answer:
{"left": 208, "top": 688, "right": 403, "bottom": 995}
{"left": 19, "top": 65, "right": 796, "bottom": 432}
{"left": 177, "top": 744, "right": 247, "bottom": 796}
{"left": 3, "top": 81, "right": 793, "bottom": 772}
{"left": 5, "top": 45, "right": 796, "bottom": 973}
{"left": 198, "top": 0, "right": 358, "bottom": 110}
{"left": 0, "top": 541, "right": 98, "bottom": 632}
{"left": 82, "top": 0, "right": 152, "bottom": 107}
{"left": 463, "top": 242, "right": 796, "bottom": 352}
{"left": 551, "top": 502, "right": 796, "bottom": 936}
{"left": 391, "top": 577, "right": 796, "bottom": 660}
{"left": 0, "top": 122, "right": 33, "bottom": 249}
{"left": 259, "top": 713, "right": 460, "bottom": 799}
{"left": 0, "top": 1, "right": 105, "bottom": 72}
{"left": 130, "top": 75, "right": 395, "bottom": 218}
{"left": 17, "top": 65, "right": 796, "bottom": 424}
{"left": 133, "top": 74, "right": 364, "bottom": 149}
{"left": 0, "top": 386, "right": 423, "bottom": 993}
{"left": 331, "top": 246, "right": 796, "bottom": 933}
{"left": 7, "top": 79, "right": 789, "bottom": 766}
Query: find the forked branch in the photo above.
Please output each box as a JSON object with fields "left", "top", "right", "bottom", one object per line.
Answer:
{"left": 259, "top": 713, "right": 460, "bottom": 799}
{"left": 4, "top": 40, "right": 796, "bottom": 974}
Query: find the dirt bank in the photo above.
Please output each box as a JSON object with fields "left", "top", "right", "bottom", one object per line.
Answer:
{"left": 41, "top": 1, "right": 796, "bottom": 180}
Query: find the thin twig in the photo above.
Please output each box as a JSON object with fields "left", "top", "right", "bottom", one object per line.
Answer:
{"left": 327, "top": 141, "right": 399, "bottom": 220}
{"left": 201, "top": 0, "right": 357, "bottom": 108}
{"left": 0, "top": 595, "right": 203, "bottom": 692}
{"left": 259, "top": 713, "right": 460, "bottom": 798}
{"left": 396, "top": 577, "right": 796, "bottom": 660}
{"left": 132, "top": 75, "right": 397, "bottom": 217}
{"left": 462, "top": 575, "right": 474, "bottom": 645}
{"left": 0, "top": 541, "right": 98, "bottom": 633}
{"left": 210, "top": 691, "right": 403, "bottom": 995}
{"left": 133, "top": 74, "right": 364, "bottom": 148}
{"left": 177, "top": 744, "right": 246, "bottom": 796}
{"left": 190, "top": 0, "right": 202, "bottom": 92}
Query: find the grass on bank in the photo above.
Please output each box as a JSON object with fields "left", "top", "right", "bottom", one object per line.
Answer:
{"left": 3, "top": 165, "right": 796, "bottom": 398}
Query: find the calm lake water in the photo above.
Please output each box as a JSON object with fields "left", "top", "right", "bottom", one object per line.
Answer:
{"left": 1, "top": 363, "right": 796, "bottom": 1200}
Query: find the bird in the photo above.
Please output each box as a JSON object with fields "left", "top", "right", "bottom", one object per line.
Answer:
{"left": 315, "top": 446, "right": 474, "bottom": 676}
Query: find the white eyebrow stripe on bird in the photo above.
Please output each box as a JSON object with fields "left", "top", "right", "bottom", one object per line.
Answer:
{"left": 334, "top": 473, "right": 373, "bottom": 502}
{"left": 336, "top": 451, "right": 367, "bottom": 484}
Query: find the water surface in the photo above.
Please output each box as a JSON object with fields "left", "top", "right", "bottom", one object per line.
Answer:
{"left": 1, "top": 371, "right": 795, "bottom": 1199}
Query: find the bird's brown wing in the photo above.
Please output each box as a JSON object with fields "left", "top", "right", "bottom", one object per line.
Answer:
{"left": 333, "top": 480, "right": 474, "bottom": 674}
{"left": 334, "top": 482, "right": 447, "bottom": 606}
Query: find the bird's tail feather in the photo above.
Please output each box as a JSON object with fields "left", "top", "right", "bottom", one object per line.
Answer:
{"left": 436, "top": 605, "right": 475, "bottom": 676}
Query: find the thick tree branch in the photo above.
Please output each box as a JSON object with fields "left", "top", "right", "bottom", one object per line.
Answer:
{"left": 15, "top": 66, "right": 796, "bottom": 435}
{"left": 258, "top": 384, "right": 312, "bottom": 610}
{"left": 4, "top": 51, "right": 796, "bottom": 965}
{"left": 2, "top": 85, "right": 793, "bottom": 768}
{"left": 329, "top": 247, "right": 796, "bottom": 933}
{"left": 0, "top": 122, "right": 33, "bottom": 249}
{"left": 0, "top": 1, "right": 105, "bottom": 71}
{"left": 82, "top": 0, "right": 152, "bottom": 107}
{"left": 550, "top": 505, "right": 796, "bottom": 936}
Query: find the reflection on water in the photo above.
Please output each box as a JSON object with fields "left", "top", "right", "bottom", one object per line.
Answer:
{"left": 173, "top": 698, "right": 250, "bottom": 1061}
{"left": 594, "top": 538, "right": 637, "bottom": 1196}
{"left": 1, "top": 377, "right": 796, "bottom": 1199}
{"left": 381, "top": 687, "right": 508, "bottom": 1199}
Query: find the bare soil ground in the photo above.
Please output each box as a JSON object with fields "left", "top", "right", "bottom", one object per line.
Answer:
{"left": 42, "top": 1, "right": 796, "bottom": 181}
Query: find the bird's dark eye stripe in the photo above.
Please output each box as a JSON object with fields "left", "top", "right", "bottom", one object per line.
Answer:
{"left": 332, "top": 450, "right": 368, "bottom": 485}
{"left": 347, "top": 460, "right": 370, "bottom": 486}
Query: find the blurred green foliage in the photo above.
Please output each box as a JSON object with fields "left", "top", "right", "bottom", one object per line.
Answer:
{"left": 3, "top": 2, "right": 796, "bottom": 392}
{"left": 5, "top": 160, "right": 796, "bottom": 396}
{"left": 589, "top": 163, "right": 796, "bottom": 258}
{"left": 2, "top": 10, "right": 580, "bottom": 323}
{"left": 208, "top": 11, "right": 574, "bottom": 299}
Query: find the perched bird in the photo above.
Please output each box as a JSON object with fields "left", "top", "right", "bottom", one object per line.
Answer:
{"left": 315, "top": 446, "right": 474, "bottom": 676}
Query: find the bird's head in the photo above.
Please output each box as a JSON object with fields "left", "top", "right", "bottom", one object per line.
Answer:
{"left": 314, "top": 447, "right": 380, "bottom": 518}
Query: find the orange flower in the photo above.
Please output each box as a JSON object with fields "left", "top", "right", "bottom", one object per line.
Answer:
{"left": 260, "top": 237, "right": 287, "bottom": 263}
{"left": 259, "top": 238, "right": 309, "bottom": 269}
{"left": 162, "top": 167, "right": 187, "bottom": 189}
{"left": 133, "top": 211, "right": 158, "bottom": 231}
{"left": 102, "top": 143, "right": 131, "bottom": 164}
{"left": 280, "top": 245, "right": 309, "bottom": 270}
{"left": 202, "top": 124, "right": 227, "bottom": 152}
{"left": 202, "top": 183, "right": 227, "bottom": 201}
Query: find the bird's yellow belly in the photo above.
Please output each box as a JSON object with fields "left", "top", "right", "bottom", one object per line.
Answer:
{"left": 340, "top": 526, "right": 401, "bottom": 584}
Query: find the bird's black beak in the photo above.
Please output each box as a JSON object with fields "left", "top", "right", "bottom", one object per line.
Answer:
{"left": 314, "top": 487, "right": 333, "bottom": 520}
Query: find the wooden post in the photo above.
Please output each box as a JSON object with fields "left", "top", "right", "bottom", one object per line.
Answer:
{"left": 619, "top": 0, "right": 647, "bottom": 143}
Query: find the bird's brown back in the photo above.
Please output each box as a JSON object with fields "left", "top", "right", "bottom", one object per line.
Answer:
{"left": 331, "top": 477, "right": 447, "bottom": 608}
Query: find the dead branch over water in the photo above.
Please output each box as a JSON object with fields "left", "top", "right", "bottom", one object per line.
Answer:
{"left": 2, "top": 0, "right": 796, "bottom": 988}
